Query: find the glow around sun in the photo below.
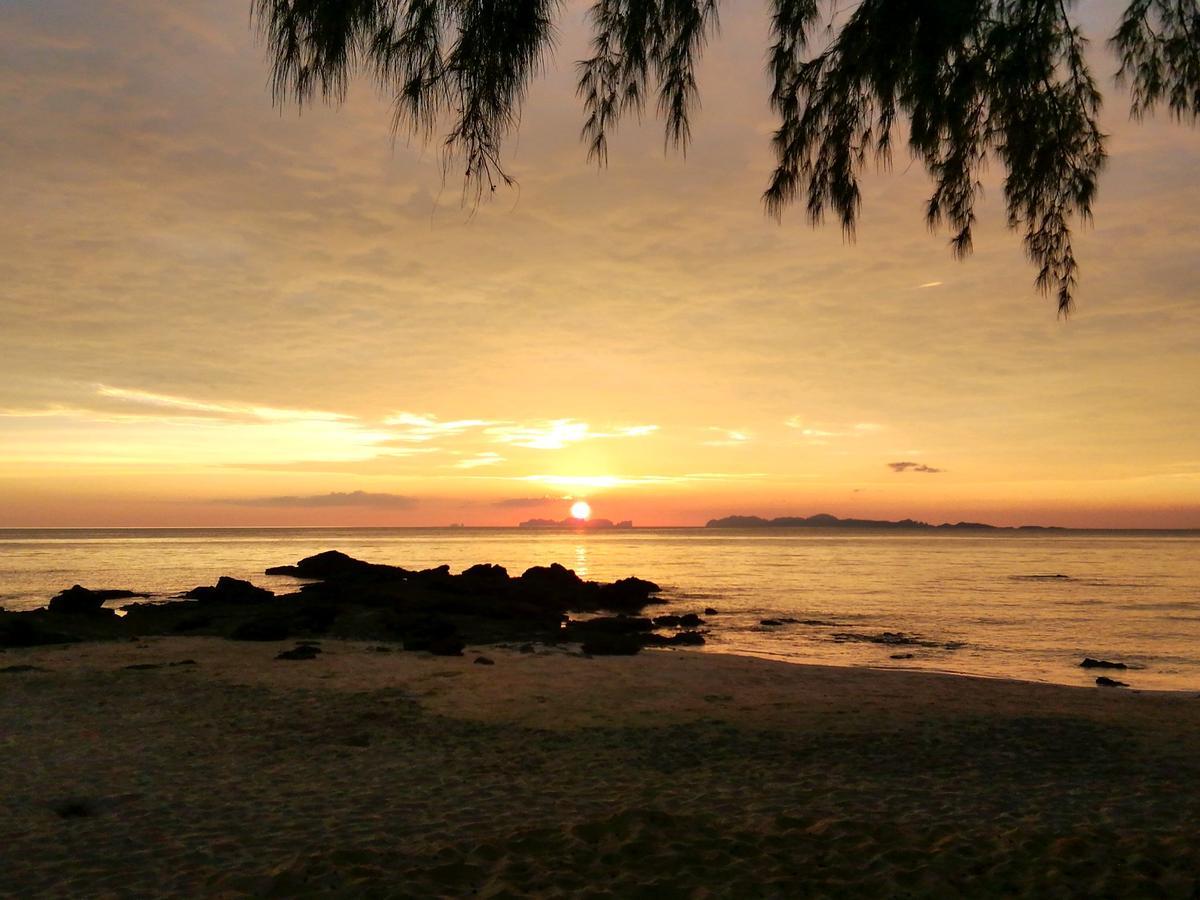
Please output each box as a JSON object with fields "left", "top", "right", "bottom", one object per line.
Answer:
{"left": 569, "top": 500, "right": 592, "bottom": 520}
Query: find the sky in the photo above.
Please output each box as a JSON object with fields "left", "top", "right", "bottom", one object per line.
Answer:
{"left": 1, "top": 0, "right": 1198, "bottom": 528}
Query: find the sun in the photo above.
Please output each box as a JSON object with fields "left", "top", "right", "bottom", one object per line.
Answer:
{"left": 569, "top": 500, "right": 592, "bottom": 521}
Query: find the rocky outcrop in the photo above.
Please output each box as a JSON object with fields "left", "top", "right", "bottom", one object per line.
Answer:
{"left": 276, "top": 644, "right": 321, "bottom": 661}
{"left": 0, "top": 614, "right": 82, "bottom": 647}
{"left": 48, "top": 585, "right": 144, "bottom": 615}
{"left": 1080, "top": 658, "right": 1128, "bottom": 669}
{"left": 265, "top": 550, "right": 410, "bottom": 581}
{"left": 182, "top": 577, "right": 274, "bottom": 604}
{"left": 7, "top": 551, "right": 691, "bottom": 656}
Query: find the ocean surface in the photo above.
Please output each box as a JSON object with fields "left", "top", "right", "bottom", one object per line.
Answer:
{"left": 3, "top": 527, "right": 1199, "bottom": 691}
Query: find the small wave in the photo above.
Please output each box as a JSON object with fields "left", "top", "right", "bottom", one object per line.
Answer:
{"left": 830, "top": 631, "right": 966, "bottom": 650}
{"left": 668, "top": 591, "right": 724, "bottom": 601}
{"left": 1010, "top": 574, "right": 1073, "bottom": 581}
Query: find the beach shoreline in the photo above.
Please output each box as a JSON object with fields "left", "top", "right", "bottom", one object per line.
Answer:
{"left": 4, "top": 637, "right": 1199, "bottom": 897}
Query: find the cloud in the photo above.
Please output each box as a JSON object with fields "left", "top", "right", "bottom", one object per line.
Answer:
{"left": 785, "top": 419, "right": 885, "bottom": 442}
{"left": 704, "top": 428, "right": 751, "bottom": 447}
{"left": 453, "top": 452, "right": 505, "bottom": 469}
{"left": 222, "top": 491, "right": 419, "bottom": 508}
{"left": 485, "top": 420, "right": 658, "bottom": 450}
{"left": 491, "top": 496, "right": 562, "bottom": 508}
{"left": 373, "top": 415, "right": 658, "bottom": 452}
{"left": 382, "top": 412, "right": 493, "bottom": 441}
{"left": 521, "top": 472, "right": 767, "bottom": 488}
{"left": 888, "top": 461, "right": 944, "bottom": 474}
{"left": 95, "top": 385, "right": 350, "bottom": 423}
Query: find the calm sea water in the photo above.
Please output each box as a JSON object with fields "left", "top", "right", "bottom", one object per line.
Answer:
{"left": 2, "top": 527, "right": 1198, "bottom": 691}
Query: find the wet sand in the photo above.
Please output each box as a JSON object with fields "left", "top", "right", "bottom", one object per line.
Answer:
{"left": 3, "top": 637, "right": 1199, "bottom": 897}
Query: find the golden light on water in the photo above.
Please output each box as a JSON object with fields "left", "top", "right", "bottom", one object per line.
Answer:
{"left": 570, "top": 500, "right": 592, "bottom": 521}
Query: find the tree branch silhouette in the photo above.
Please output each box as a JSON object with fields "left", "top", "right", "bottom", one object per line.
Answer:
{"left": 253, "top": 0, "right": 1200, "bottom": 314}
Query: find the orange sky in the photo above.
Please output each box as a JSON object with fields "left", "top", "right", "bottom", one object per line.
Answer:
{"left": 1, "top": 1, "right": 1198, "bottom": 529}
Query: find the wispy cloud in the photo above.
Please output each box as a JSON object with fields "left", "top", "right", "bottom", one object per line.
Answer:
{"left": 221, "top": 490, "right": 420, "bottom": 508}
{"left": 520, "top": 472, "right": 766, "bottom": 488}
{"left": 453, "top": 452, "right": 505, "bottom": 469}
{"left": 888, "top": 461, "right": 944, "bottom": 474}
{"left": 486, "top": 420, "right": 658, "bottom": 450}
{"left": 382, "top": 412, "right": 493, "bottom": 441}
{"left": 521, "top": 474, "right": 680, "bottom": 488}
{"left": 785, "top": 418, "right": 884, "bottom": 443}
{"left": 96, "top": 385, "right": 350, "bottom": 423}
{"left": 704, "top": 428, "right": 751, "bottom": 447}
{"left": 491, "top": 496, "right": 563, "bottom": 508}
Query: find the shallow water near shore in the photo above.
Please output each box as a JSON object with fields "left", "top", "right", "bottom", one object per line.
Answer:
{"left": 2, "top": 526, "right": 1199, "bottom": 690}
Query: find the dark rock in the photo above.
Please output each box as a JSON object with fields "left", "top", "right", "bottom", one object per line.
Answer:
{"left": 474, "top": 656, "right": 495, "bottom": 665}
{"left": 1096, "top": 676, "right": 1129, "bottom": 688}
{"left": 28, "top": 549, "right": 679, "bottom": 656}
{"left": 53, "top": 799, "right": 96, "bottom": 819}
{"left": 168, "top": 659, "right": 197, "bottom": 667}
{"left": 462, "top": 563, "right": 510, "bottom": 582}
{"left": 1080, "top": 658, "right": 1128, "bottom": 669}
{"left": 518, "top": 643, "right": 536, "bottom": 654}
{"left": 831, "top": 631, "right": 954, "bottom": 649}
{"left": 0, "top": 616, "right": 81, "bottom": 648}
{"left": 644, "top": 631, "right": 706, "bottom": 647}
{"left": 520, "top": 563, "right": 584, "bottom": 594}
{"left": 596, "top": 577, "right": 662, "bottom": 612}
{"left": 760, "top": 619, "right": 784, "bottom": 627}
{"left": 570, "top": 616, "right": 654, "bottom": 635}
{"left": 428, "top": 635, "right": 465, "bottom": 657}
{"left": 183, "top": 576, "right": 274, "bottom": 604}
{"left": 704, "top": 607, "right": 718, "bottom": 616}
{"left": 890, "top": 653, "right": 915, "bottom": 660}
{"left": 1, "top": 664, "right": 47, "bottom": 673}
{"left": 400, "top": 616, "right": 460, "bottom": 653}
{"left": 165, "top": 614, "right": 213, "bottom": 633}
{"left": 342, "top": 733, "right": 371, "bottom": 748}
{"left": 369, "top": 645, "right": 393, "bottom": 653}
{"left": 123, "top": 663, "right": 163, "bottom": 670}
{"left": 49, "top": 585, "right": 139, "bottom": 615}
{"left": 581, "top": 632, "right": 643, "bottom": 656}
{"left": 228, "top": 619, "right": 290, "bottom": 642}
{"left": 653, "top": 613, "right": 706, "bottom": 628}
{"left": 277, "top": 550, "right": 410, "bottom": 581}
{"left": 276, "top": 644, "right": 321, "bottom": 661}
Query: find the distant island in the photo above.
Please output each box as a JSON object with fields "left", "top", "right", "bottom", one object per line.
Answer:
{"left": 705, "top": 513, "right": 1064, "bottom": 531}
{"left": 519, "top": 517, "right": 634, "bottom": 529}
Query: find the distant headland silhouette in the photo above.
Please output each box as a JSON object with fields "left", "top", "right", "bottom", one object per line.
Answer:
{"left": 705, "top": 513, "right": 1064, "bottom": 531}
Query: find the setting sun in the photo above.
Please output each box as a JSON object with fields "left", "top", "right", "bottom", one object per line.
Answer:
{"left": 569, "top": 500, "right": 592, "bottom": 521}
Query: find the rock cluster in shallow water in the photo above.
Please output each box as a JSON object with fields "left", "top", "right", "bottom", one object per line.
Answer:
{"left": 0, "top": 551, "right": 708, "bottom": 655}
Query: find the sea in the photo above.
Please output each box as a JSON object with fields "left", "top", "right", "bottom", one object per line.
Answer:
{"left": 2, "top": 527, "right": 1199, "bottom": 691}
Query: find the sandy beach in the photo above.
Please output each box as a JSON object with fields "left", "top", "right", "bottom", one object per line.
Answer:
{"left": 3, "top": 638, "right": 1199, "bottom": 898}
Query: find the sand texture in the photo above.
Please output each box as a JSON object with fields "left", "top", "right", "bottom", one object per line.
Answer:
{"left": 2, "top": 637, "right": 1200, "bottom": 898}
